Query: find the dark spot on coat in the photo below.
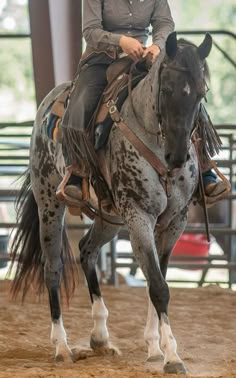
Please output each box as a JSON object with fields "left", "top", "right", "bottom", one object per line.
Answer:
{"left": 189, "top": 164, "right": 197, "bottom": 178}
{"left": 179, "top": 176, "right": 184, "bottom": 181}
{"left": 42, "top": 214, "right": 48, "bottom": 223}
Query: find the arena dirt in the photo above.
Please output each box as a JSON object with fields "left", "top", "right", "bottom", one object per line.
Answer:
{"left": 0, "top": 281, "right": 235, "bottom": 378}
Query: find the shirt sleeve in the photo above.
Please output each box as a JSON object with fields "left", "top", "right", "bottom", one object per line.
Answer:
{"left": 83, "top": 0, "right": 121, "bottom": 50}
{"left": 151, "top": 0, "right": 175, "bottom": 50}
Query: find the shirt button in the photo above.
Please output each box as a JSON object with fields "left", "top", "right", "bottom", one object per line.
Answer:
{"left": 129, "top": 12, "right": 132, "bottom": 16}
{"left": 130, "top": 1, "right": 132, "bottom": 3}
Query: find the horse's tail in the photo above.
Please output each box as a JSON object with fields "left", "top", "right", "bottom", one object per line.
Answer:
{"left": 9, "top": 169, "right": 77, "bottom": 303}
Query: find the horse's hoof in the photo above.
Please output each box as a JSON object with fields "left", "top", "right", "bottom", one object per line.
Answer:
{"left": 164, "top": 361, "right": 187, "bottom": 374}
{"left": 146, "top": 354, "right": 164, "bottom": 362}
{"left": 55, "top": 354, "right": 64, "bottom": 362}
{"left": 69, "top": 351, "right": 78, "bottom": 363}
{"left": 90, "top": 335, "right": 108, "bottom": 350}
{"left": 93, "top": 343, "right": 121, "bottom": 357}
{"left": 71, "top": 347, "right": 93, "bottom": 361}
{"left": 90, "top": 336, "right": 121, "bottom": 357}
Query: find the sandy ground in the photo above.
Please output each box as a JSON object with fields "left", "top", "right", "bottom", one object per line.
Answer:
{"left": 0, "top": 280, "right": 235, "bottom": 378}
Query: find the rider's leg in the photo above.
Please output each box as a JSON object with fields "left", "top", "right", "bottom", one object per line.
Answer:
{"left": 58, "top": 53, "right": 115, "bottom": 199}
{"left": 202, "top": 169, "right": 230, "bottom": 206}
{"left": 203, "top": 169, "right": 227, "bottom": 194}
{"left": 196, "top": 103, "right": 230, "bottom": 205}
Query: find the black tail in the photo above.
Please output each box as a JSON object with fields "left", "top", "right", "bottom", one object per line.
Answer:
{"left": 9, "top": 170, "right": 77, "bottom": 303}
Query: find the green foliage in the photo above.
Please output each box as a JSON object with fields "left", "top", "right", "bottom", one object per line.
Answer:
{"left": 169, "top": 0, "right": 236, "bottom": 124}
{"left": 0, "top": 0, "right": 235, "bottom": 124}
{"left": 0, "top": 39, "right": 34, "bottom": 100}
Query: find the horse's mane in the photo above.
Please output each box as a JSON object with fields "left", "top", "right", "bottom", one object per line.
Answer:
{"left": 177, "top": 38, "right": 210, "bottom": 90}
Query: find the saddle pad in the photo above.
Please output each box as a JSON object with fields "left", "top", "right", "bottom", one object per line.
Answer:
{"left": 42, "top": 87, "right": 70, "bottom": 142}
{"left": 42, "top": 102, "right": 61, "bottom": 142}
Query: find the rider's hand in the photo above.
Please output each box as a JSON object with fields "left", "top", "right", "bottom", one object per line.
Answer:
{"left": 143, "top": 44, "right": 161, "bottom": 63}
{"left": 119, "top": 36, "right": 144, "bottom": 61}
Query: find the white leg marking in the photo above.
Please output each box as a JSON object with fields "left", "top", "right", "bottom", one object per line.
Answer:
{"left": 91, "top": 296, "right": 109, "bottom": 347}
{"left": 160, "top": 313, "right": 180, "bottom": 363}
{"left": 144, "top": 296, "right": 164, "bottom": 361}
{"left": 51, "top": 316, "right": 73, "bottom": 360}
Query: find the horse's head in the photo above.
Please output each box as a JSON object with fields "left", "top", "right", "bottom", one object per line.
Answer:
{"left": 159, "top": 32, "right": 212, "bottom": 170}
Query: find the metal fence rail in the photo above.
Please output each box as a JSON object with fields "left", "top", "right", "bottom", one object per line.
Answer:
{"left": 0, "top": 123, "right": 236, "bottom": 286}
{"left": 0, "top": 121, "right": 32, "bottom": 175}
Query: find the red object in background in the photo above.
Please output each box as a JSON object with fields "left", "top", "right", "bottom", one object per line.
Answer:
{"left": 172, "top": 234, "right": 210, "bottom": 265}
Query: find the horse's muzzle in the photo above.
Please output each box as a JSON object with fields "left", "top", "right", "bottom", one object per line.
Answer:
{"left": 165, "top": 152, "right": 190, "bottom": 170}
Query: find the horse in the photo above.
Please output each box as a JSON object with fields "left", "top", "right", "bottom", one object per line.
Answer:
{"left": 9, "top": 32, "right": 212, "bottom": 374}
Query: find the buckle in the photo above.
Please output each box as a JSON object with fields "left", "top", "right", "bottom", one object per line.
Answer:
{"left": 109, "top": 105, "right": 117, "bottom": 115}
{"left": 107, "top": 100, "right": 121, "bottom": 122}
{"left": 107, "top": 100, "right": 117, "bottom": 115}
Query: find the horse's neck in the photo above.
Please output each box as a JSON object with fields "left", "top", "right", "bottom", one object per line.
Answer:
{"left": 126, "top": 53, "right": 164, "bottom": 136}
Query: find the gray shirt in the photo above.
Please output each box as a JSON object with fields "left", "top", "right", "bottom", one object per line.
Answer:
{"left": 83, "top": 0, "right": 175, "bottom": 51}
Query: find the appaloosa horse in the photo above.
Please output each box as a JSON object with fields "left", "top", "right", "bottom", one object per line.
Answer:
{"left": 10, "top": 32, "right": 212, "bottom": 374}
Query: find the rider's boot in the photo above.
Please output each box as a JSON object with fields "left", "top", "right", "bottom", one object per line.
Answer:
{"left": 202, "top": 169, "right": 230, "bottom": 207}
{"left": 63, "top": 175, "right": 83, "bottom": 200}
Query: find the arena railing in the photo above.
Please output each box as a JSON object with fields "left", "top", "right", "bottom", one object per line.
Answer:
{"left": 0, "top": 125, "right": 235, "bottom": 287}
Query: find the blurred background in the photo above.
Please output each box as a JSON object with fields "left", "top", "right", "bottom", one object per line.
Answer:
{"left": 0, "top": 0, "right": 235, "bottom": 288}
{"left": 0, "top": 0, "right": 235, "bottom": 123}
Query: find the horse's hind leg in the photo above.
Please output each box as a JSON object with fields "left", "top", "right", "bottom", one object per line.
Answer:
{"left": 79, "top": 220, "right": 120, "bottom": 354}
{"left": 33, "top": 177, "right": 75, "bottom": 362}
{"left": 145, "top": 208, "right": 188, "bottom": 373}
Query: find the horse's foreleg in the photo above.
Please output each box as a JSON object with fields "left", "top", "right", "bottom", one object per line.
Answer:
{"left": 38, "top": 201, "right": 74, "bottom": 362}
{"left": 126, "top": 211, "right": 187, "bottom": 374}
{"left": 154, "top": 208, "right": 188, "bottom": 374}
{"left": 144, "top": 293, "right": 164, "bottom": 362}
{"left": 79, "top": 220, "right": 120, "bottom": 354}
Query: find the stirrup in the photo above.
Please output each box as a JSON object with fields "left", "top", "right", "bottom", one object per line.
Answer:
{"left": 197, "top": 163, "right": 231, "bottom": 208}
{"left": 56, "top": 166, "right": 90, "bottom": 204}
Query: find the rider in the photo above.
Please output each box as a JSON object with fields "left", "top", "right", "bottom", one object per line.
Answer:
{"left": 58, "top": 0, "right": 229, "bottom": 206}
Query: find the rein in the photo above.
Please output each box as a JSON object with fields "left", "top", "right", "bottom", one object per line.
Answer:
{"left": 108, "top": 102, "right": 172, "bottom": 196}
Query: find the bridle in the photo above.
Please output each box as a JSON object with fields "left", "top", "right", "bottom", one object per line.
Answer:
{"left": 156, "top": 61, "right": 208, "bottom": 139}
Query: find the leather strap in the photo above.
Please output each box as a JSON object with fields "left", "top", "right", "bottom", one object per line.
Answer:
{"left": 110, "top": 108, "right": 168, "bottom": 178}
{"left": 192, "top": 137, "right": 211, "bottom": 242}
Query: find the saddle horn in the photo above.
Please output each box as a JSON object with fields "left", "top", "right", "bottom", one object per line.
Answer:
{"left": 197, "top": 33, "right": 213, "bottom": 60}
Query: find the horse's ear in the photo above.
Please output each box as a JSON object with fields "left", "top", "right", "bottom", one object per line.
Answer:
{"left": 166, "top": 32, "right": 178, "bottom": 59}
{"left": 197, "top": 33, "right": 212, "bottom": 60}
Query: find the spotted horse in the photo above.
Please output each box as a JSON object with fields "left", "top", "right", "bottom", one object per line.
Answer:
{"left": 10, "top": 32, "right": 213, "bottom": 374}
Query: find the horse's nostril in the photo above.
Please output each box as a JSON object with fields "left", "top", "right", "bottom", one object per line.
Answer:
{"left": 187, "top": 153, "right": 190, "bottom": 161}
{"left": 165, "top": 153, "right": 171, "bottom": 162}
